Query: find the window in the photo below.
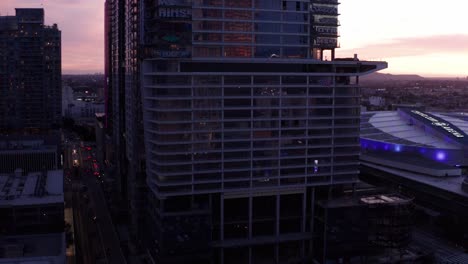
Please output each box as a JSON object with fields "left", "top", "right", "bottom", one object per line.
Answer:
{"left": 283, "top": 47, "right": 307, "bottom": 58}
{"left": 225, "top": 0, "right": 251, "bottom": 8}
{"left": 224, "top": 46, "right": 252, "bottom": 57}
{"left": 193, "top": 46, "right": 222, "bottom": 57}
{"left": 224, "top": 22, "right": 252, "bottom": 32}
{"left": 254, "top": 11, "right": 281, "bottom": 20}
{"left": 193, "top": 21, "right": 222, "bottom": 30}
{"left": 194, "top": 33, "right": 222, "bottom": 42}
{"left": 255, "top": 23, "right": 281, "bottom": 32}
{"left": 197, "top": 8, "right": 222, "bottom": 18}
{"left": 224, "top": 33, "right": 252, "bottom": 43}
{"left": 255, "top": 34, "right": 281, "bottom": 44}
{"left": 254, "top": 46, "right": 280, "bottom": 58}
{"left": 225, "top": 10, "right": 252, "bottom": 20}
{"left": 255, "top": 0, "right": 281, "bottom": 9}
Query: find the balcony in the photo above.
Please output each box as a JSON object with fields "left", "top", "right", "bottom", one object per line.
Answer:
{"left": 315, "top": 17, "right": 340, "bottom": 26}
{"left": 312, "top": 0, "right": 340, "bottom": 5}
{"left": 313, "top": 37, "right": 340, "bottom": 49}
{"left": 311, "top": 5, "right": 339, "bottom": 15}
{"left": 314, "top": 26, "right": 339, "bottom": 37}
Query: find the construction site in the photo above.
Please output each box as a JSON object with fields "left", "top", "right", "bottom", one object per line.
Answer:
{"left": 314, "top": 190, "right": 434, "bottom": 263}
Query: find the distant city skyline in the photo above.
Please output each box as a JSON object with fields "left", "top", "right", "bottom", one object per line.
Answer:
{"left": 1, "top": 0, "right": 467, "bottom": 77}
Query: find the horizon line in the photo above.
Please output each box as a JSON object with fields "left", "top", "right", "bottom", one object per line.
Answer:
{"left": 61, "top": 71, "right": 466, "bottom": 79}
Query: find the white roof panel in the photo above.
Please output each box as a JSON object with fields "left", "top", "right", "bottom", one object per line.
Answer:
{"left": 367, "top": 112, "right": 458, "bottom": 149}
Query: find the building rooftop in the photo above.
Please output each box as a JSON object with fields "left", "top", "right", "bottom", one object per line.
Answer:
{"left": 363, "top": 150, "right": 456, "bottom": 171}
{"left": 360, "top": 194, "right": 408, "bottom": 205}
{"left": 0, "top": 139, "right": 57, "bottom": 153}
{"left": 0, "top": 170, "right": 63, "bottom": 206}
{"left": 0, "top": 233, "right": 64, "bottom": 263}
{"left": 362, "top": 111, "right": 456, "bottom": 149}
{"left": 317, "top": 192, "right": 411, "bottom": 208}
{"left": 362, "top": 161, "right": 468, "bottom": 199}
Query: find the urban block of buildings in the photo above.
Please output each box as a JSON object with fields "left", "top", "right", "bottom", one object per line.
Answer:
{"left": 62, "top": 85, "right": 105, "bottom": 123}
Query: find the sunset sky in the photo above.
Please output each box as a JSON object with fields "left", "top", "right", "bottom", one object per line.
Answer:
{"left": 1, "top": 0, "right": 467, "bottom": 77}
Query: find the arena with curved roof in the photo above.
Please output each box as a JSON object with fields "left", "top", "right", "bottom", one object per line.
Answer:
{"left": 361, "top": 108, "right": 468, "bottom": 176}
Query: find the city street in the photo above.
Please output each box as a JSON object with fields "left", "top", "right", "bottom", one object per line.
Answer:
{"left": 64, "top": 132, "right": 126, "bottom": 264}
{"left": 82, "top": 172, "right": 126, "bottom": 264}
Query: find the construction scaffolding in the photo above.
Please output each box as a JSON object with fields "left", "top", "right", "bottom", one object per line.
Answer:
{"left": 315, "top": 193, "right": 418, "bottom": 264}
{"left": 361, "top": 194, "right": 413, "bottom": 251}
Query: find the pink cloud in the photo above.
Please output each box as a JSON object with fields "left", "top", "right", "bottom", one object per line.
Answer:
{"left": 0, "top": 0, "right": 104, "bottom": 74}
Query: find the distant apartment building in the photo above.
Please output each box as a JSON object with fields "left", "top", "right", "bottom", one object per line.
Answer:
{"left": 62, "top": 85, "right": 105, "bottom": 121}
{"left": 107, "top": 0, "right": 387, "bottom": 263}
{"left": 0, "top": 9, "right": 61, "bottom": 132}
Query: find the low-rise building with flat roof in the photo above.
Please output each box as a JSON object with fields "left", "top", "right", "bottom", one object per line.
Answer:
{"left": 0, "top": 136, "right": 60, "bottom": 174}
{"left": 0, "top": 169, "right": 64, "bottom": 236}
{"left": 0, "top": 233, "right": 65, "bottom": 264}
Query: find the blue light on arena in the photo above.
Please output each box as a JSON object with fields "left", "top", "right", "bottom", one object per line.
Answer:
{"left": 394, "top": 145, "right": 402, "bottom": 152}
{"left": 436, "top": 151, "right": 446, "bottom": 161}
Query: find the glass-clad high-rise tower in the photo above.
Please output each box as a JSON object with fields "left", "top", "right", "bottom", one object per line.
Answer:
{"left": 139, "top": 0, "right": 387, "bottom": 263}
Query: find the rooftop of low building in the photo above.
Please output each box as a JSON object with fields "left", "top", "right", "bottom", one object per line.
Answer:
{"left": 0, "top": 169, "right": 63, "bottom": 206}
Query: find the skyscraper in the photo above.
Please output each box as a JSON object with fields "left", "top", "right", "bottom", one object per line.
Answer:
{"left": 139, "top": 1, "right": 387, "bottom": 263}
{"left": 0, "top": 9, "right": 61, "bottom": 132}
{"left": 107, "top": 0, "right": 387, "bottom": 263}
{"left": 105, "top": 0, "right": 147, "bottom": 243}
{"left": 105, "top": 0, "right": 112, "bottom": 129}
{"left": 124, "top": 0, "right": 148, "bottom": 240}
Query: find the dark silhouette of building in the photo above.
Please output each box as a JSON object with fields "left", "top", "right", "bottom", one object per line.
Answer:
{"left": 0, "top": 8, "right": 64, "bottom": 264}
{"left": 104, "top": 0, "right": 112, "bottom": 129}
{"left": 105, "top": 0, "right": 147, "bottom": 247}
{"left": 0, "top": 9, "right": 61, "bottom": 133}
{"left": 106, "top": 0, "right": 387, "bottom": 263}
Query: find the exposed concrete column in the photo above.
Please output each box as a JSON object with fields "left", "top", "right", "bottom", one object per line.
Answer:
{"left": 275, "top": 194, "right": 280, "bottom": 262}
{"left": 248, "top": 196, "right": 253, "bottom": 239}
{"left": 276, "top": 194, "right": 280, "bottom": 236}
{"left": 220, "top": 195, "right": 224, "bottom": 264}
{"left": 220, "top": 195, "right": 224, "bottom": 241}
{"left": 301, "top": 192, "right": 307, "bottom": 258}
{"left": 309, "top": 188, "right": 315, "bottom": 254}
